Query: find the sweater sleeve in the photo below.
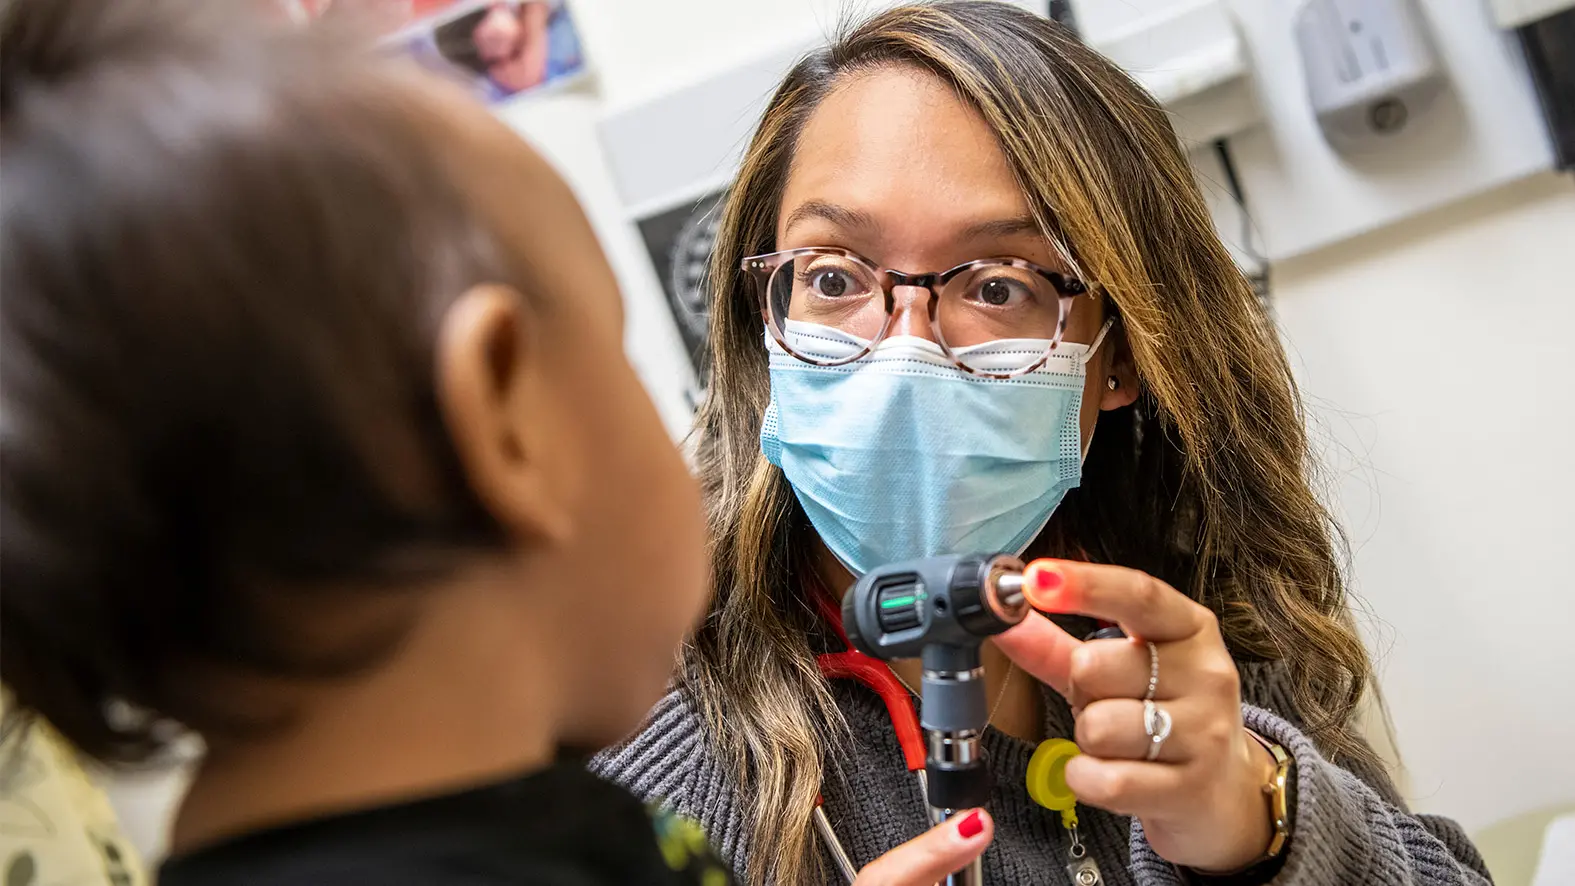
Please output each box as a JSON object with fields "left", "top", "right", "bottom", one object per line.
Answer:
{"left": 1127, "top": 663, "right": 1492, "bottom": 886}
{"left": 588, "top": 689, "right": 753, "bottom": 873}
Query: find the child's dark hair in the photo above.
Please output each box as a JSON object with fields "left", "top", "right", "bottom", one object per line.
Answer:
{"left": 1, "top": 0, "right": 518, "bottom": 763}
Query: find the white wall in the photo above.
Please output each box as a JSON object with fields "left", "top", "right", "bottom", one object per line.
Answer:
{"left": 1273, "top": 170, "right": 1575, "bottom": 834}
{"left": 101, "top": 0, "right": 1575, "bottom": 868}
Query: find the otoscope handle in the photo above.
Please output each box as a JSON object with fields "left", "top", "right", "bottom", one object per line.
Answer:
{"left": 842, "top": 552, "right": 1032, "bottom": 837}
{"left": 918, "top": 644, "right": 985, "bottom": 732}
{"left": 927, "top": 749, "right": 992, "bottom": 810}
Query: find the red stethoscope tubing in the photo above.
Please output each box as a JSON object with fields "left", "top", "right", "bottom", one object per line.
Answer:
{"left": 813, "top": 588, "right": 927, "bottom": 772}
{"left": 811, "top": 587, "right": 924, "bottom": 882}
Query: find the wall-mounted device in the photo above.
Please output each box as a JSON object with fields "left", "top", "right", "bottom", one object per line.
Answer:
{"left": 1293, "top": 0, "right": 1446, "bottom": 152}
{"left": 1088, "top": 0, "right": 1261, "bottom": 145}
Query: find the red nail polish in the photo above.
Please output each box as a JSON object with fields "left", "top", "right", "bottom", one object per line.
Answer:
{"left": 1032, "top": 566, "right": 1063, "bottom": 593}
{"left": 957, "top": 810, "right": 984, "bottom": 839}
{"left": 1024, "top": 564, "right": 1065, "bottom": 611}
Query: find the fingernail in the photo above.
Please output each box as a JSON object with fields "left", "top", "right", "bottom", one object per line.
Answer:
{"left": 957, "top": 810, "right": 984, "bottom": 839}
{"left": 1023, "top": 561, "right": 1065, "bottom": 609}
{"left": 1032, "top": 565, "right": 1063, "bottom": 592}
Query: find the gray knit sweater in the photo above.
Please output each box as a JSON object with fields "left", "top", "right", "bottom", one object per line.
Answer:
{"left": 592, "top": 660, "right": 1491, "bottom": 885}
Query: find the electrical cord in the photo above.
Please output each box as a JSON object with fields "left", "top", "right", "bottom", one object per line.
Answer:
{"left": 1211, "top": 139, "right": 1272, "bottom": 310}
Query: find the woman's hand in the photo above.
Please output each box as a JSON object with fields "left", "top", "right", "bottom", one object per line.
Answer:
{"left": 994, "top": 560, "right": 1278, "bottom": 873}
{"left": 853, "top": 809, "right": 994, "bottom": 886}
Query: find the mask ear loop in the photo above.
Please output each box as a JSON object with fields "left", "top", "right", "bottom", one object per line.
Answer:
{"left": 1076, "top": 318, "right": 1118, "bottom": 463}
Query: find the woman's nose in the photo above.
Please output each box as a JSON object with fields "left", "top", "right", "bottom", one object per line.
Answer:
{"left": 889, "top": 284, "right": 940, "bottom": 342}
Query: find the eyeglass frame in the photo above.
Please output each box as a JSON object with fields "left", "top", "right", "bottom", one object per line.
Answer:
{"left": 741, "top": 246, "right": 1094, "bottom": 379}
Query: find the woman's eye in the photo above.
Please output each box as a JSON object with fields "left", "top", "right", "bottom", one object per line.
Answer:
{"left": 799, "top": 265, "right": 863, "bottom": 298}
{"left": 979, "top": 278, "right": 1014, "bottom": 306}
{"left": 815, "top": 270, "right": 851, "bottom": 297}
{"left": 970, "top": 276, "right": 1032, "bottom": 307}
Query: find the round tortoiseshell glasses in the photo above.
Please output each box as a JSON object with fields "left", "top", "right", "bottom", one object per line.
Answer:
{"left": 743, "top": 247, "right": 1090, "bottom": 377}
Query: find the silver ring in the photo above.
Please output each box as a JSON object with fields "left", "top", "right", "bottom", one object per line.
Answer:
{"left": 1143, "top": 641, "right": 1159, "bottom": 702}
{"left": 1143, "top": 699, "right": 1172, "bottom": 761}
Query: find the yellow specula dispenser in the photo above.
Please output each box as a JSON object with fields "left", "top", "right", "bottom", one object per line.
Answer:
{"left": 1026, "top": 738, "right": 1081, "bottom": 826}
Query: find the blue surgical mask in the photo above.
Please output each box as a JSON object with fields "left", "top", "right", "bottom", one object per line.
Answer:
{"left": 760, "top": 320, "right": 1111, "bottom": 576}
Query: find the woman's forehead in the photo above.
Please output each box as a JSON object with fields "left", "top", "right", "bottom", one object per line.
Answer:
{"left": 780, "top": 67, "right": 1037, "bottom": 254}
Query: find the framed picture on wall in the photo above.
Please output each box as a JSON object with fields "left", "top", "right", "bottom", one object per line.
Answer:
{"left": 277, "top": 1, "right": 588, "bottom": 105}
{"left": 403, "top": 1, "right": 587, "bottom": 105}
{"left": 635, "top": 190, "right": 726, "bottom": 380}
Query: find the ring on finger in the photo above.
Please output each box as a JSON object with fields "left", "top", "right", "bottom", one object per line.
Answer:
{"left": 1143, "top": 641, "right": 1159, "bottom": 702}
{"left": 1143, "top": 699, "right": 1172, "bottom": 762}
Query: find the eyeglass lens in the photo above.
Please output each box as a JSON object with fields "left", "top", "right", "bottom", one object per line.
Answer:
{"left": 765, "top": 251, "right": 1068, "bottom": 372}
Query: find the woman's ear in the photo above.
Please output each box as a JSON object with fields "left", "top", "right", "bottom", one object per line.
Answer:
{"left": 435, "top": 284, "right": 576, "bottom": 543}
{"left": 1098, "top": 327, "right": 1140, "bottom": 411}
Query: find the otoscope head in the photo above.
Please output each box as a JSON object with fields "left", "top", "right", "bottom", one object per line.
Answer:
{"left": 841, "top": 552, "right": 1029, "bottom": 660}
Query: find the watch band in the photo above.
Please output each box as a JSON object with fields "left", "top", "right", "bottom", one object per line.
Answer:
{"left": 1245, "top": 729, "right": 1292, "bottom": 861}
{"left": 1176, "top": 730, "right": 1294, "bottom": 884}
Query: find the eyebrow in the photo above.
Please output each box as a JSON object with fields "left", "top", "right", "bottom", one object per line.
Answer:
{"left": 960, "top": 216, "right": 1044, "bottom": 239}
{"left": 781, "top": 200, "right": 1045, "bottom": 242}
{"left": 782, "top": 200, "right": 878, "bottom": 236}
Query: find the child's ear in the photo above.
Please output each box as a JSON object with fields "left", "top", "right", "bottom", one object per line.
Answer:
{"left": 435, "top": 284, "right": 575, "bottom": 543}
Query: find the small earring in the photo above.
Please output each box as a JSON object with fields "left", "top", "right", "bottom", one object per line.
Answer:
{"left": 1106, "top": 376, "right": 1120, "bottom": 391}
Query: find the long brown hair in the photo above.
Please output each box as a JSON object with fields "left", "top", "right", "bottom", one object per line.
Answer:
{"left": 685, "top": 4, "right": 1376, "bottom": 883}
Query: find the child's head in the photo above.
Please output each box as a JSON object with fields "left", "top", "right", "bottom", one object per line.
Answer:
{"left": 0, "top": 0, "right": 705, "bottom": 763}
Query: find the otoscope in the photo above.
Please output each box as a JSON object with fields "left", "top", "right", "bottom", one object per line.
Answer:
{"left": 841, "top": 552, "right": 1032, "bottom": 886}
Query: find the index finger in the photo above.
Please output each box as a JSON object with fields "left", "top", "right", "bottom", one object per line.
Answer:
{"left": 1020, "top": 559, "right": 1208, "bottom": 643}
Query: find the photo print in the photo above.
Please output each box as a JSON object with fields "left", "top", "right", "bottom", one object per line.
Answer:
{"left": 636, "top": 189, "right": 727, "bottom": 383}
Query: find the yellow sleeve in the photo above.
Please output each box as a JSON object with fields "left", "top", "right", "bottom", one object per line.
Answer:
{"left": 0, "top": 711, "right": 149, "bottom": 886}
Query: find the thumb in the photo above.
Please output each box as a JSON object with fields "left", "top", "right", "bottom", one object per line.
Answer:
{"left": 852, "top": 809, "right": 993, "bottom": 886}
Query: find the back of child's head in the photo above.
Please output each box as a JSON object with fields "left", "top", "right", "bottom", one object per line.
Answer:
{"left": 0, "top": 0, "right": 516, "bottom": 762}
{"left": 1, "top": 0, "right": 705, "bottom": 767}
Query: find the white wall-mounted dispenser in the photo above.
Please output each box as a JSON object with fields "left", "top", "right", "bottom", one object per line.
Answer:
{"left": 1292, "top": 0, "right": 1447, "bottom": 152}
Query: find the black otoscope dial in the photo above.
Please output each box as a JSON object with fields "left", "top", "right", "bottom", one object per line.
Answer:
{"left": 842, "top": 553, "right": 1030, "bottom": 812}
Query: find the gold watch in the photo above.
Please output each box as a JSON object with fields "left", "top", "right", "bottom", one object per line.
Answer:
{"left": 1246, "top": 729, "right": 1292, "bottom": 861}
